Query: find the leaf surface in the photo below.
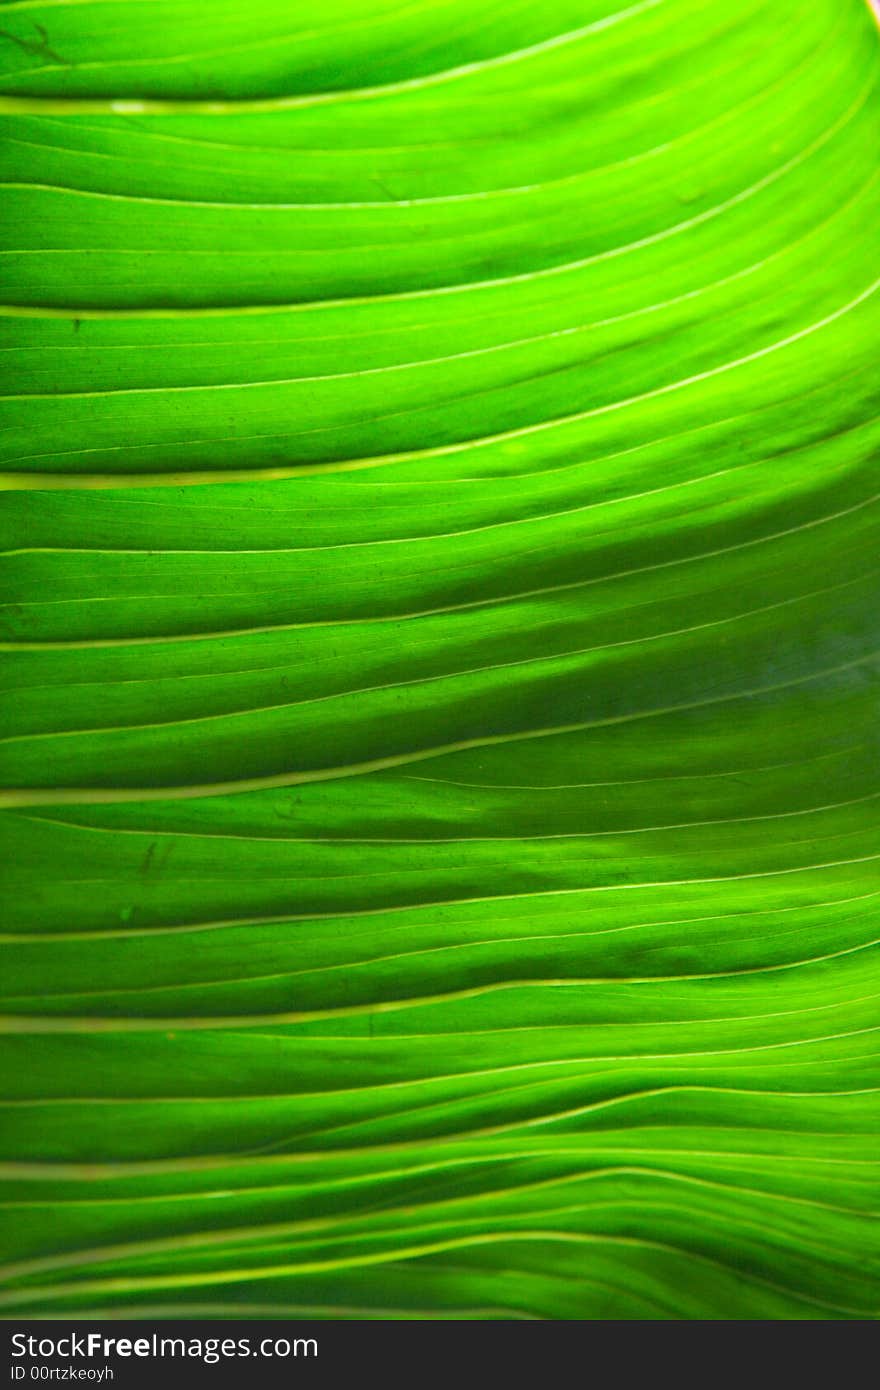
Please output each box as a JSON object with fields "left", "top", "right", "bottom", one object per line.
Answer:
{"left": 0, "top": 0, "right": 878, "bottom": 1320}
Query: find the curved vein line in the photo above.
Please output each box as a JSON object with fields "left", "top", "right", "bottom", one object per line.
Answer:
{"left": 1, "top": 646, "right": 876, "bottom": 804}
{"left": 4, "top": 482, "right": 875, "bottom": 648}
{"left": 0, "top": 0, "right": 668, "bottom": 112}
{"left": 2, "top": 265, "right": 876, "bottom": 487}
{"left": 3, "top": 568, "right": 870, "bottom": 743}
{"left": 0, "top": 64, "right": 871, "bottom": 327}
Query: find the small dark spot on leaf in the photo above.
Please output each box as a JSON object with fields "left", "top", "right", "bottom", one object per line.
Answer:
{"left": 0, "top": 22, "right": 69, "bottom": 66}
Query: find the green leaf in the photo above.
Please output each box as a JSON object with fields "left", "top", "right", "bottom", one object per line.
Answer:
{"left": 0, "top": 0, "right": 878, "bottom": 1320}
